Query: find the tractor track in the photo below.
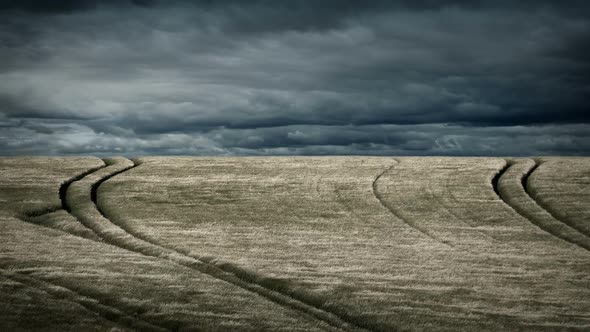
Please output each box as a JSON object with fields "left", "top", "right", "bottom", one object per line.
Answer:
{"left": 492, "top": 159, "right": 590, "bottom": 251}
{"left": 19, "top": 158, "right": 366, "bottom": 331}
{"left": 372, "top": 160, "right": 452, "bottom": 247}
{"left": 14, "top": 162, "right": 172, "bottom": 331}
{"left": 523, "top": 161, "right": 590, "bottom": 238}
{"left": 491, "top": 161, "right": 510, "bottom": 198}
{"left": 521, "top": 160, "right": 540, "bottom": 199}
{"left": 64, "top": 157, "right": 371, "bottom": 332}
{"left": 316, "top": 161, "right": 395, "bottom": 224}
{"left": 0, "top": 269, "right": 167, "bottom": 332}
{"left": 12, "top": 156, "right": 590, "bottom": 331}
{"left": 61, "top": 163, "right": 108, "bottom": 213}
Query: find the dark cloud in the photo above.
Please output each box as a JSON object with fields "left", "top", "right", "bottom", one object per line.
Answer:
{"left": 0, "top": 95, "right": 95, "bottom": 120}
{"left": 4, "top": 1, "right": 589, "bottom": 13}
{"left": 3, "top": 120, "right": 589, "bottom": 156}
{"left": 0, "top": 1, "right": 589, "bottom": 155}
{"left": 0, "top": 0, "right": 155, "bottom": 13}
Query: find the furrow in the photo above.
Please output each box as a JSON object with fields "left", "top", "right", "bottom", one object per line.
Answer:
{"left": 521, "top": 160, "right": 540, "bottom": 199}
{"left": 371, "top": 160, "right": 452, "bottom": 246}
{"left": 18, "top": 162, "right": 111, "bottom": 241}
{"left": 60, "top": 163, "right": 108, "bottom": 213}
{"left": 494, "top": 159, "right": 590, "bottom": 251}
{"left": 1, "top": 269, "right": 167, "bottom": 332}
{"left": 525, "top": 160, "right": 590, "bottom": 238}
{"left": 14, "top": 162, "right": 171, "bottom": 330}
{"left": 68, "top": 157, "right": 371, "bottom": 332}
{"left": 425, "top": 184, "right": 497, "bottom": 245}
{"left": 17, "top": 162, "right": 106, "bottom": 221}
{"left": 491, "top": 161, "right": 509, "bottom": 198}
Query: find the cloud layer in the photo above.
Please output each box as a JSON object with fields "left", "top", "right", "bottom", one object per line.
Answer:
{"left": 1, "top": 1, "right": 589, "bottom": 155}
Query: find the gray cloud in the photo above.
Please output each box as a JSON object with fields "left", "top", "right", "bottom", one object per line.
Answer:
{"left": 2, "top": 120, "right": 589, "bottom": 156}
{"left": 0, "top": 1, "right": 589, "bottom": 155}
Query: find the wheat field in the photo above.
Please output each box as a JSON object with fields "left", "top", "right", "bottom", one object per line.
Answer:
{"left": 1, "top": 157, "right": 588, "bottom": 331}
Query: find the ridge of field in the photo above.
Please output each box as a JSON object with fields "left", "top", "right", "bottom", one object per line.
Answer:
{"left": 100, "top": 157, "right": 590, "bottom": 331}
{"left": 497, "top": 158, "right": 590, "bottom": 250}
{"left": 529, "top": 157, "right": 590, "bottom": 238}
{"left": 0, "top": 157, "right": 338, "bottom": 331}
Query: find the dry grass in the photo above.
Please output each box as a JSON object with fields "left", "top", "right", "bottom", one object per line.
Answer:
{"left": 1, "top": 156, "right": 589, "bottom": 331}
{"left": 529, "top": 157, "right": 590, "bottom": 238}
{"left": 497, "top": 158, "right": 590, "bottom": 250}
{"left": 0, "top": 157, "right": 338, "bottom": 332}
{"left": 98, "top": 156, "right": 590, "bottom": 331}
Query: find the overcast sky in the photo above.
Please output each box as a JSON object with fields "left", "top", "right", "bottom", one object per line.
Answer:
{"left": 1, "top": 1, "right": 589, "bottom": 156}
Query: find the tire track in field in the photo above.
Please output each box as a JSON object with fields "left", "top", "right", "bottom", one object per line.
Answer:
{"left": 14, "top": 162, "right": 173, "bottom": 332}
{"left": 18, "top": 162, "right": 106, "bottom": 240}
{"left": 525, "top": 161, "right": 590, "bottom": 239}
{"left": 73, "top": 157, "right": 372, "bottom": 332}
{"left": 522, "top": 160, "right": 590, "bottom": 246}
{"left": 61, "top": 164, "right": 108, "bottom": 213}
{"left": 21, "top": 208, "right": 102, "bottom": 242}
{"left": 314, "top": 163, "right": 380, "bottom": 223}
{"left": 15, "top": 159, "right": 369, "bottom": 331}
{"left": 424, "top": 184, "right": 498, "bottom": 246}
{"left": 437, "top": 162, "right": 515, "bottom": 248}
{"left": 493, "top": 159, "right": 590, "bottom": 251}
{"left": 372, "top": 160, "right": 452, "bottom": 246}
{"left": 491, "top": 162, "right": 509, "bottom": 198}
{"left": 0, "top": 269, "right": 166, "bottom": 332}
{"left": 17, "top": 162, "right": 106, "bottom": 221}
{"left": 18, "top": 161, "right": 108, "bottom": 239}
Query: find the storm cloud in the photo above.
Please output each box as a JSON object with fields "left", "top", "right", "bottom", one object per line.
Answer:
{"left": 1, "top": 1, "right": 589, "bottom": 155}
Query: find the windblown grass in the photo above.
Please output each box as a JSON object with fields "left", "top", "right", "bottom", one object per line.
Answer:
{"left": 101, "top": 156, "right": 590, "bottom": 331}
{"left": 497, "top": 158, "right": 590, "bottom": 250}
{"left": 1, "top": 156, "right": 589, "bottom": 331}
{"left": 528, "top": 157, "right": 590, "bottom": 238}
{"left": 0, "top": 156, "right": 336, "bottom": 332}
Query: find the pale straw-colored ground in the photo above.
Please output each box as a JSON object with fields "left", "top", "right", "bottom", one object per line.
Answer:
{"left": 1, "top": 157, "right": 589, "bottom": 331}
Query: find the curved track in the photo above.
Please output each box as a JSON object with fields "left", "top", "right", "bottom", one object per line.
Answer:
{"left": 14, "top": 161, "right": 172, "bottom": 331}
{"left": 1, "top": 269, "right": 167, "bottom": 332}
{"left": 493, "top": 159, "right": 590, "bottom": 251}
{"left": 526, "top": 161, "right": 590, "bottom": 238}
{"left": 19, "top": 158, "right": 364, "bottom": 331}
{"left": 371, "top": 161, "right": 452, "bottom": 246}
{"left": 13, "top": 156, "right": 590, "bottom": 331}
{"left": 69, "top": 157, "right": 370, "bottom": 332}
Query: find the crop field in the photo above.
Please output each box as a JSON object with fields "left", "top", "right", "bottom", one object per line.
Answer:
{"left": 0, "top": 157, "right": 589, "bottom": 332}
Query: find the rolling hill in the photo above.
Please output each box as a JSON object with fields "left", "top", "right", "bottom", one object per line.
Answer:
{"left": 1, "top": 157, "right": 588, "bottom": 331}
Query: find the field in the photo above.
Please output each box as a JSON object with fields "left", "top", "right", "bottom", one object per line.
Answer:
{"left": 0, "top": 157, "right": 589, "bottom": 331}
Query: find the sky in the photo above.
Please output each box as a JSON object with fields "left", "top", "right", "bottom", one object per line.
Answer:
{"left": 1, "top": 1, "right": 589, "bottom": 156}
